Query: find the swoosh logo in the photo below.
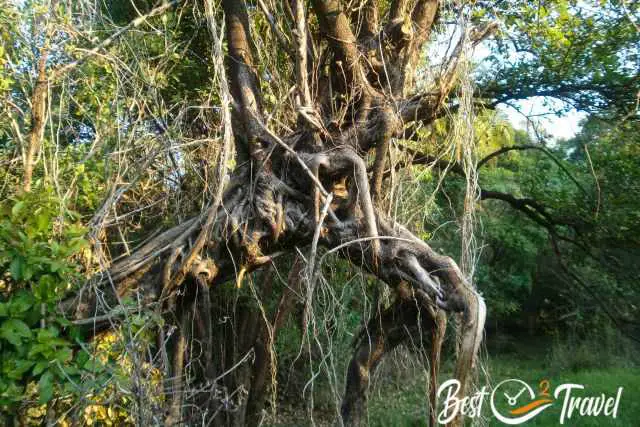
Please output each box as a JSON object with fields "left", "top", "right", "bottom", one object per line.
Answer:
{"left": 510, "top": 398, "right": 554, "bottom": 415}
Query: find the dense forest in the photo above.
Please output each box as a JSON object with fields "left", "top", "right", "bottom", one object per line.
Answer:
{"left": 0, "top": 0, "right": 638, "bottom": 426}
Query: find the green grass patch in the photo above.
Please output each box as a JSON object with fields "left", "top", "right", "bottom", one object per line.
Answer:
{"left": 367, "top": 339, "right": 640, "bottom": 426}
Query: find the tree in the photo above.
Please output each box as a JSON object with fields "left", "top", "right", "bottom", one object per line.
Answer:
{"left": 1, "top": 0, "right": 638, "bottom": 425}
{"left": 67, "top": 1, "right": 490, "bottom": 424}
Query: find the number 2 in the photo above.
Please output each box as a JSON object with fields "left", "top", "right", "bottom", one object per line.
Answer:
{"left": 539, "top": 379, "right": 550, "bottom": 397}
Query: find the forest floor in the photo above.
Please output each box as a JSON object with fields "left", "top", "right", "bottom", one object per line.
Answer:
{"left": 367, "top": 357, "right": 640, "bottom": 426}
{"left": 365, "top": 335, "right": 640, "bottom": 426}
{"left": 270, "top": 333, "right": 639, "bottom": 426}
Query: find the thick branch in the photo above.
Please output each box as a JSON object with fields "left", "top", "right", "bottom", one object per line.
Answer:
{"left": 389, "top": 0, "right": 409, "bottom": 22}
{"left": 222, "top": 0, "right": 265, "bottom": 161}
{"left": 349, "top": 0, "right": 379, "bottom": 47}
{"left": 311, "top": 0, "right": 364, "bottom": 88}
{"left": 438, "top": 22, "right": 499, "bottom": 97}
{"left": 480, "top": 189, "right": 555, "bottom": 229}
{"left": 479, "top": 188, "right": 593, "bottom": 255}
{"left": 384, "top": 143, "right": 465, "bottom": 177}
{"left": 293, "top": 0, "right": 313, "bottom": 109}
{"left": 411, "top": 0, "right": 439, "bottom": 46}
{"left": 23, "top": 47, "right": 49, "bottom": 193}
{"left": 22, "top": 0, "right": 60, "bottom": 192}
{"left": 358, "top": 0, "right": 379, "bottom": 41}
{"left": 371, "top": 136, "right": 390, "bottom": 204}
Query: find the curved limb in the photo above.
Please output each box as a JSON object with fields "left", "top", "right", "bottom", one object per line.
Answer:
{"left": 326, "top": 218, "right": 485, "bottom": 427}
{"left": 327, "top": 148, "right": 380, "bottom": 257}
{"left": 429, "top": 307, "right": 447, "bottom": 427}
{"left": 341, "top": 287, "right": 445, "bottom": 426}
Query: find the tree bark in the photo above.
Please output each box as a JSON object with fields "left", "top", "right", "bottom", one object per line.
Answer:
{"left": 65, "top": 1, "right": 495, "bottom": 425}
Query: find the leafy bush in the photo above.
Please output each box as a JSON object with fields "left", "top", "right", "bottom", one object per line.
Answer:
{"left": 0, "top": 190, "right": 88, "bottom": 410}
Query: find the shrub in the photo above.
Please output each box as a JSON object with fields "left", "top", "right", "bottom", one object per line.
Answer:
{"left": 0, "top": 190, "right": 88, "bottom": 412}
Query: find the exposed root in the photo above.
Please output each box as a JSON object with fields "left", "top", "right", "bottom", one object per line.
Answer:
{"left": 450, "top": 291, "right": 486, "bottom": 427}
{"left": 190, "top": 256, "right": 218, "bottom": 282}
{"left": 68, "top": 139, "right": 485, "bottom": 427}
{"left": 340, "top": 287, "right": 443, "bottom": 426}
{"left": 429, "top": 311, "right": 447, "bottom": 427}
{"left": 236, "top": 265, "right": 248, "bottom": 288}
{"left": 403, "top": 253, "right": 444, "bottom": 300}
{"left": 165, "top": 310, "right": 189, "bottom": 426}
{"left": 196, "top": 275, "right": 215, "bottom": 382}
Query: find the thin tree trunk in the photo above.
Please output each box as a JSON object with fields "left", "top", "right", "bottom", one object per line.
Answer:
{"left": 23, "top": 35, "right": 50, "bottom": 192}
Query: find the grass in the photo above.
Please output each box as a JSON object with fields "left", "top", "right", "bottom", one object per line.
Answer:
{"left": 269, "top": 333, "right": 639, "bottom": 426}
{"left": 366, "top": 335, "right": 640, "bottom": 426}
{"left": 479, "top": 357, "right": 640, "bottom": 426}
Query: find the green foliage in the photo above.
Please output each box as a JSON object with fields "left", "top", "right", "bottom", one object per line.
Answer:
{"left": 479, "top": 0, "right": 640, "bottom": 118}
{"left": 0, "top": 190, "right": 89, "bottom": 410}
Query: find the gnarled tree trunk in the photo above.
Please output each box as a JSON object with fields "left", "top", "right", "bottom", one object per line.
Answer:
{"left": 65, "top": 1, "right": 493, "bottom": 425}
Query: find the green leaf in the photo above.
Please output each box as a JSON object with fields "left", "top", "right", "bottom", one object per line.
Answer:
{"left": 36, "top": 275, "right": 57, "bottom": 301}
{"left": 48, "top": 260, "right": 64, "bottom": 273}
{"left": 0, "top": 319, "right": 32, "bottom": 347}
{"left": 11, "top": 201, "right": 25, "bottom": 218}
{"left": 66, "top": 237, "right": 88, "bottom": 255}
{"left": 38, "top": 370, "right": 54, "bottom": 403}
{"left": 11, "top": 360, "right": 35, "bottom": 378}
{"left": 32, "top": 361, "right": 49, "bottom": 376}
{"left": 9, "top": 257, "right": 23, "bottom": 281}
{"left": 37, "top": 326, "right": 59, "bottom": 340}
{"left": 54, "top": 347, "right": 72, "bottom": 363}
{"left": 82, "top": 358, "right": 105, "bottom": 373}
{"left": 9, "top": 291, "right": 33, "bottom": 314}
{"left": 27, "top": 343, "right": 51, "bottom": 358}
{"left": 35, "top": 212, "right": 49, "bottom": 232}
